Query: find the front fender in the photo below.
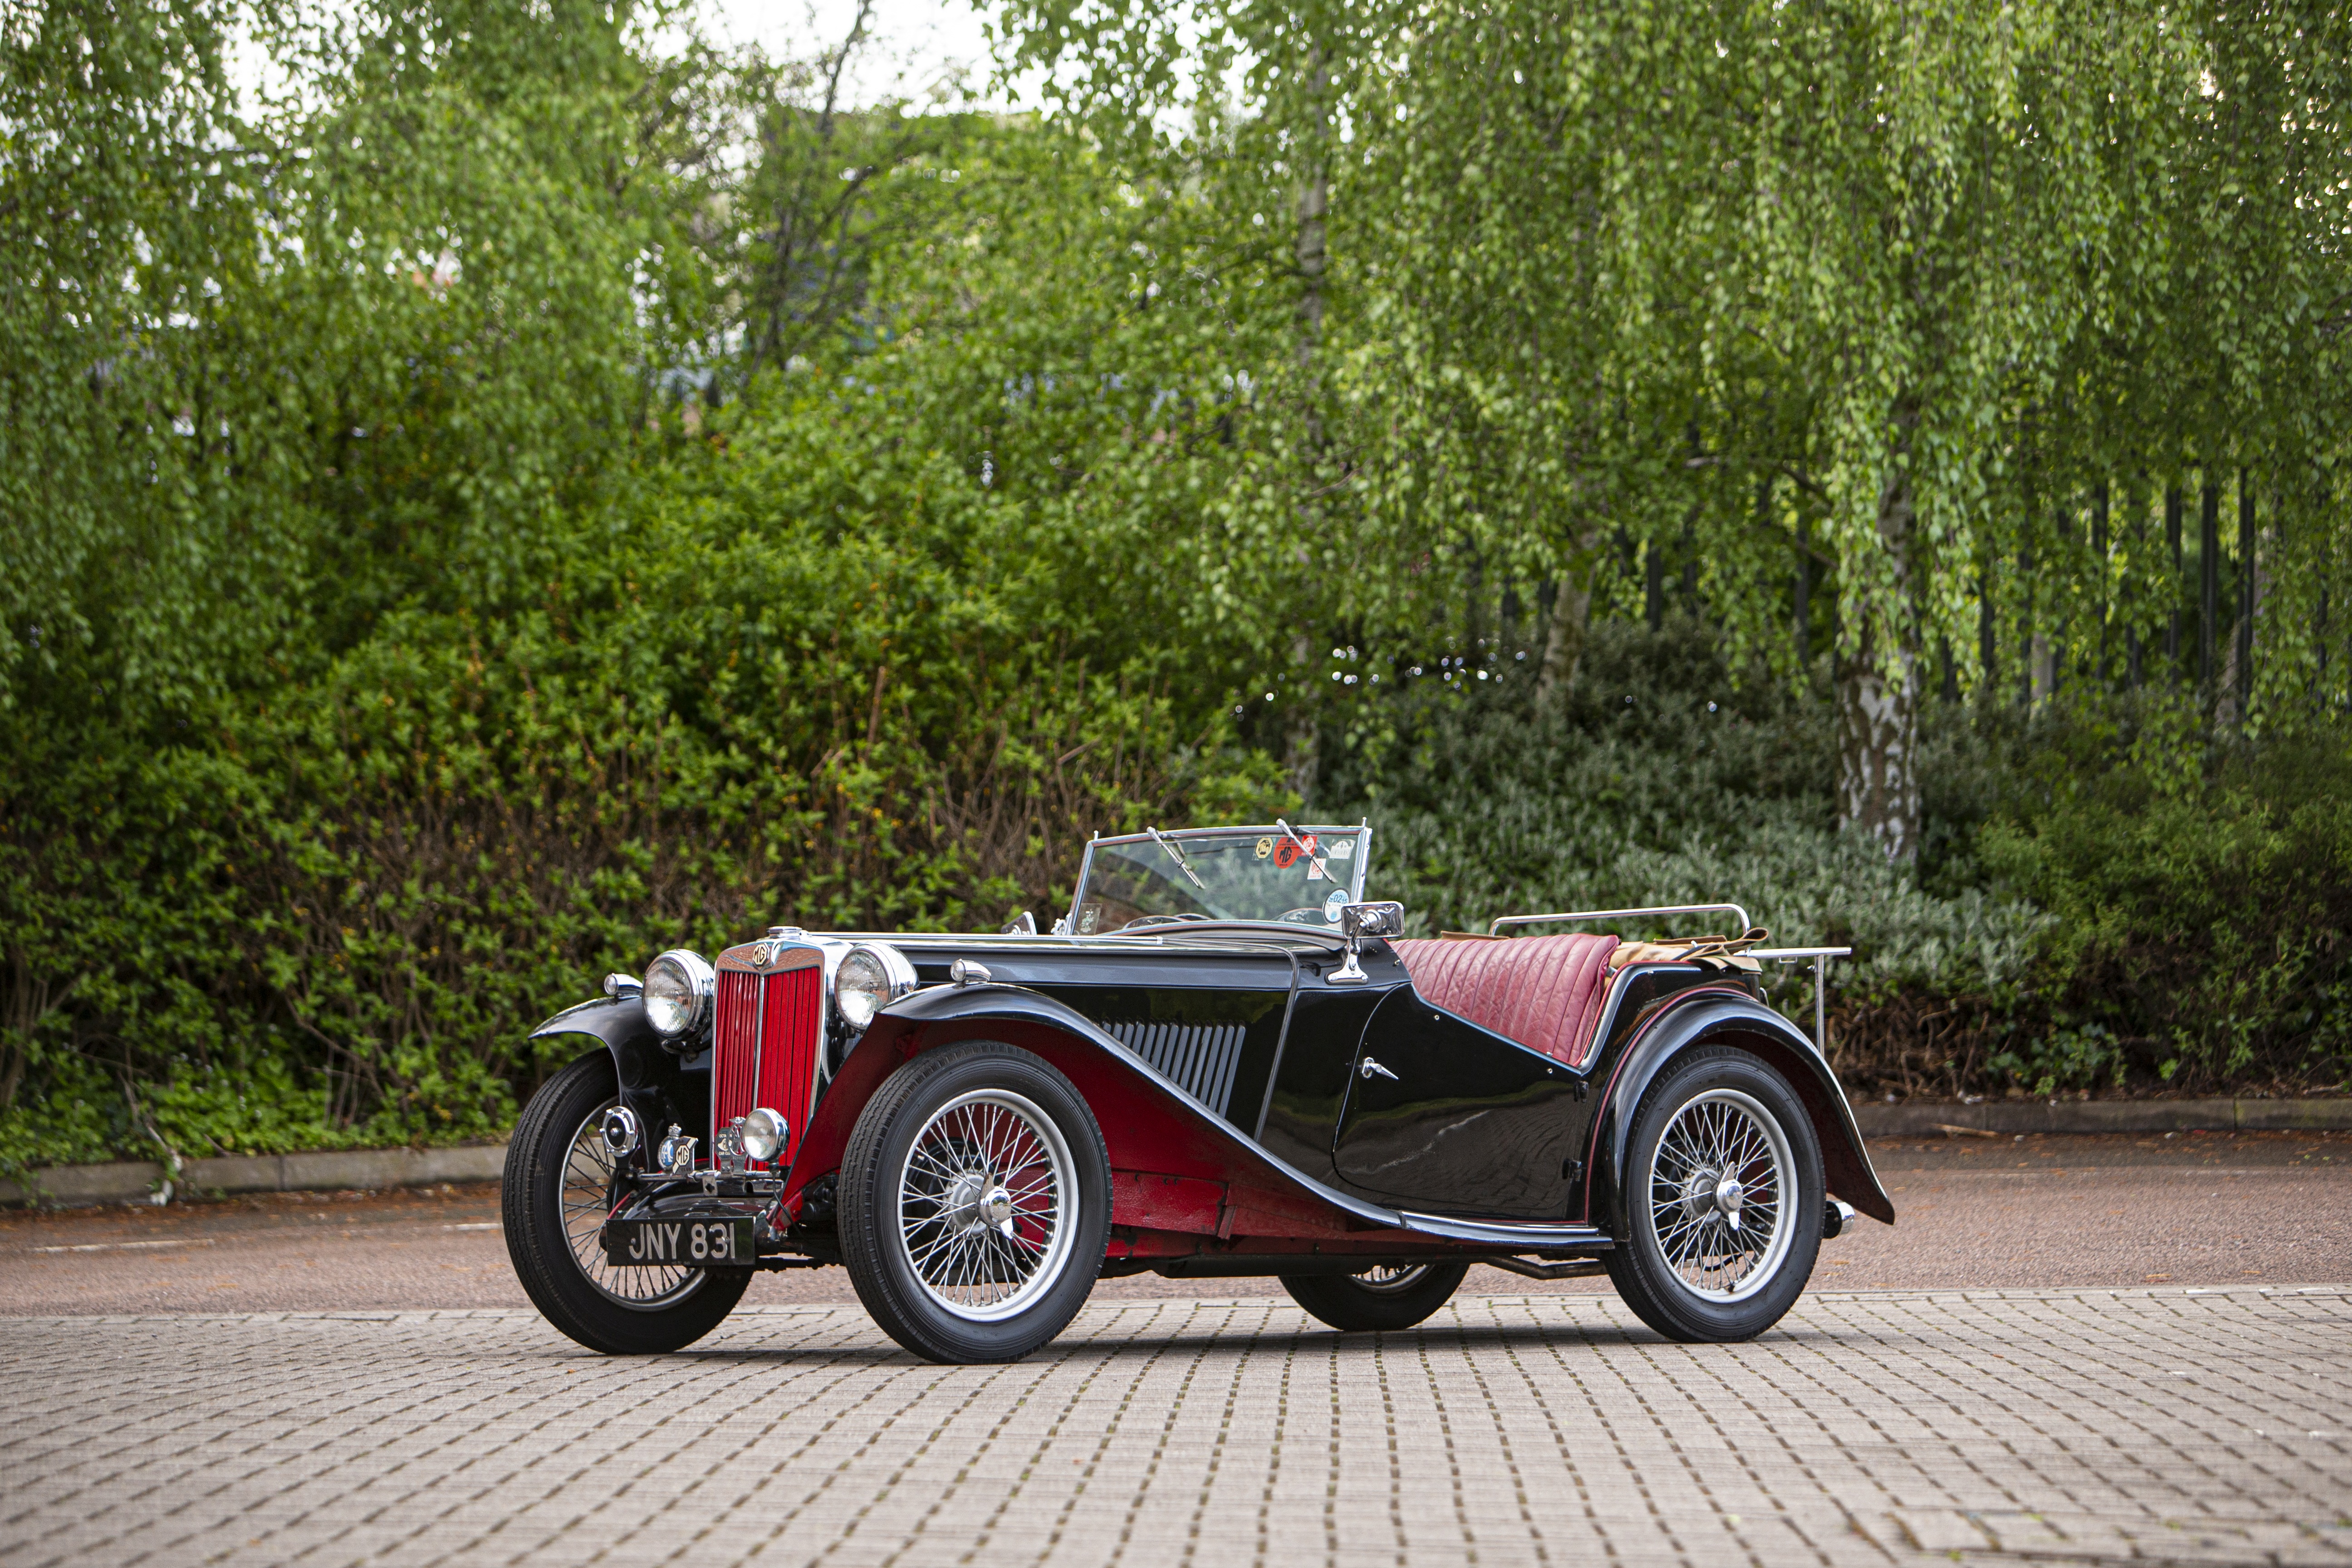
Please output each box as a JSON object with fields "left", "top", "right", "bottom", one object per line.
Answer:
{"left": 529, "top": 996, "right": 706, "bottom": 1155}
{"left": 778, "top": 982, "right": 1413, "bottom": 1245}
{"left": 1587, "top": 995, "right": 1893, "bottom": 1230}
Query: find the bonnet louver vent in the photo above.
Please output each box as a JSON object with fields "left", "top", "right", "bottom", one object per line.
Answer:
{"left": 1101, "top": 1021, "right": 1248, "bottom": 1116}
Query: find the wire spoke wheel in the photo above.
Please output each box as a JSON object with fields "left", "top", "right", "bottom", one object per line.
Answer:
{"left": 505, "top": 1052, "right": 746, "bottom": 1355}
{"left": 1280, "top": 1258, "right": 1469, "bottom": 1332}
{"left": 562, "top": 1100, "right": 702, "bottom": 1310}
{"left": 1644, "top": 1088, "right": 1795, "bottom": 1303}
{"left": 1352, "top": 1264, "right": 1433, "bottom": 1293}
{"left": 894, "top": 1089, "right": 1077, "bottom": 1323}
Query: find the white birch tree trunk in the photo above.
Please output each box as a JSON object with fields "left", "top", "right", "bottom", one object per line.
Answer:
{"left": 1837, "top": 446, "right": 1923, "bottom": 862}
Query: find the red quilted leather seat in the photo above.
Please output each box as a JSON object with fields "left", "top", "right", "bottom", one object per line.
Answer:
{"left": 1390, "top": 933, "right": 1620, "bottom": 1068}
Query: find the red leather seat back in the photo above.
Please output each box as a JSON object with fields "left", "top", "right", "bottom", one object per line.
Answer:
{"left": 1389, "top": 933, "right": 1621, "bottom": 1068}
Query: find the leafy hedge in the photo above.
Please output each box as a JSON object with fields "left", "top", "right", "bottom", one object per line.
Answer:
{"left": 13, "top": 593, "right": 2352, "bottom": 1181}
{"left": 0, "top": 357, "right": 1289, "bottom": 1177}
{"left": 1322, "top": 621, "right": 2352, "bottom": 1101}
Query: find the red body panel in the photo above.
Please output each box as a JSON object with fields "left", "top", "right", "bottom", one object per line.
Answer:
{"left": 779, "top": 1013, "right": 1451, "bottom": 1259}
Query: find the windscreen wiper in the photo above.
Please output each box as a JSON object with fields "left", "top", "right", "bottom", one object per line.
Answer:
{"left": 1273, "top": 818, "right": 1332, "bottom": 882}
{"left": 1147, "top": 826, "right": 1207, "bottom": 891}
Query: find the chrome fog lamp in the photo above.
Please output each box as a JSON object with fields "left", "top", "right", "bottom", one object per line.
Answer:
{"left": 642, "top": 949, "right": 715, "bottom": 1038}
{"left": 599, "top": 1105, "right": 642, "bottom": 1157}
{"left": 742, "top": 1106, "right": 789, "bottom": 1163}
{"left": 832, "top": 944, "right": 914, "bottom": 1029}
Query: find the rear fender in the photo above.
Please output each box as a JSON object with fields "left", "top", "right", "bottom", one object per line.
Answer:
{"left": 779, "top": 982, "right": 1408, "bottom": 1246}
{"left": 529, "top": 996, "right": 707, "bottom": 1155}
{"left": 1587, "top": 995, "right": 1893, "bottom": 1230}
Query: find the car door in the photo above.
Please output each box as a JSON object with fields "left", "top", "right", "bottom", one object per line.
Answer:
{"left": 1332, "top": 985, "right": 1585, "bottom": 1217}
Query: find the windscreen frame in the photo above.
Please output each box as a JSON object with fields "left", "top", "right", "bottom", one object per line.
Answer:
{"left": 1062, "top": 823, "right": 1372, "bottom": 936}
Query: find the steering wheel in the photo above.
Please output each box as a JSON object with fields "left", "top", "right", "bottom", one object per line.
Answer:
{"left": 1119, "top": 912, "right": 1212, "bottom": 931}
{"left": 1275, "top": 907, "right": 1328, "bottom": 925}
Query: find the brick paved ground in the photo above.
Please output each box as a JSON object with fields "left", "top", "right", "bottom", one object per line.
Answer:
{"left": 4, "top": 1287, "right": 2347, "bottom": 1568}
{"left": 10, "top": 1133, "right": 2349, "bottom": 1315}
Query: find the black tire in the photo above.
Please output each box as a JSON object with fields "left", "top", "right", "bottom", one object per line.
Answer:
{"left": 838, "top": 1042, "right": 1110, "bottom": 1363}
{"left": 1603, "top": 1044, "right": 1823, "bottom": 1343}
{"left": 503, "top": 1050, "right": 749, "bottom": 1354}
{"left": 1281, "top": 1261, "right": 1472, "bottom": 1332}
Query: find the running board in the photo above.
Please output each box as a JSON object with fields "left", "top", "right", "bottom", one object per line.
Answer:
{"left": 1396, "top": 1213, "right": 1613, "bottom": 1249}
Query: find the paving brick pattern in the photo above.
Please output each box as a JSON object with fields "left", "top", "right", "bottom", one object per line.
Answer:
{"left": 2, "top": 1288, "right": 2347, "bottom": 1568}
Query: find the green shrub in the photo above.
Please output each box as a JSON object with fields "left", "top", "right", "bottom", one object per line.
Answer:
{"left": 0, "top": 352, "right": 1290, "bottom": 1176}
{"left": 1980, "top": 710, "right": 2352, "bottom": 1094}
{"left": 1321, "top": 618, "right": 2047, "bottom": 1014}
{"left": 1317, "top": 619, "right": 2348, "bottom": 1100}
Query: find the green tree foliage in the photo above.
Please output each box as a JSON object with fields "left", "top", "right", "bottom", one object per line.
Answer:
{"left": 1004, "top": 0, "right": 2352, "bottom": 859}
{"left": 5, "top": 0, "right": 2349, "bottom": 1176}
{"left": 0, "top": 0, "right": 1286, "bottom": 1172}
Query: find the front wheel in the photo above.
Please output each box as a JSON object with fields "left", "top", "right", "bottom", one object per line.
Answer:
{"left": 1603, "top": 1045, "right": 1823, "bottom": 1343}
{"left": 838, "top": 1042, "right": 1111, "bottom": 1363}
{"left": 1281, "top": 1261, "right": 1471, "bottom": 1332}
{"left": 503, "top": 1051, "right": 749, "bottom": 1354}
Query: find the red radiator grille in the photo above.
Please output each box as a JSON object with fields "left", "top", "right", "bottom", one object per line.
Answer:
{"left": 712, "top": 963, "right": 823, "bottom": 1171}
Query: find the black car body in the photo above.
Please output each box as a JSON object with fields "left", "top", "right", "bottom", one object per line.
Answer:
{"left": 504, "top": 823, "right": 1891, "bottom": 1362}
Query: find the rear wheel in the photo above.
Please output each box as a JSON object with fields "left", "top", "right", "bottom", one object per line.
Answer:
{"left": 503, "top": 1051, "right": 749, "bottom": 1354}
{"left": 1280, "top": 1261, "right": 1470, "bottom": 1332}
{"left": 1604, "top": 1045, "right": 1822, "bottom": 1342}
{"left": 838, "top": 1042, "right": 1111, "bottom": 1363}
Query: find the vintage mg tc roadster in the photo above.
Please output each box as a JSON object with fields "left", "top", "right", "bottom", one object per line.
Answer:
{"left": 503, "top": 823, "right": 1891, "bottom": 1362}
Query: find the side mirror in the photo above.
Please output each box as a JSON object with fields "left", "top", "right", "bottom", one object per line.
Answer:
{"left": 1332, "top": 900, "right": 1405, "bottom": 983}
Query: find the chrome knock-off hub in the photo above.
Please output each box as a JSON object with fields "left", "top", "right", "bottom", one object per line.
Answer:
{"left": 945, "top": 1171, "right": 1017, "bottom": 1236}
{"left": 1679, "top": 1168, "right": 1747, "bottom": 1231}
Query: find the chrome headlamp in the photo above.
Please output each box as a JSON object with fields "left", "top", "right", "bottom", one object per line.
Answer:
{"left": 831, "top": 943, "right": 915, "bottom": 1030}
{"left": 641, "top": 949, "right": 715, "bottom": 1038}
{"left": 742, "top": 1106, "right": 789, "bottom": 1163}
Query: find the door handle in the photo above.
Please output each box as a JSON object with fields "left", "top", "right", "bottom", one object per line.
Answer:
{"left": 1359, "top": 1057, "right": 1398, "bottom": 1082}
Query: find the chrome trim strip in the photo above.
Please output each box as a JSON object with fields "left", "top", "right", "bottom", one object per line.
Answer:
{"left": 749, "top": 969, "right": 767, "bottom": 1146}
{"left": 725, "top": 929, "right": 1350, "bottom": 953}
{"left": 1396, "top": 1211, "right": 1612, "bottom": 1248}
{"left": 713, "top": 943, "right": 823, "bottom": 974}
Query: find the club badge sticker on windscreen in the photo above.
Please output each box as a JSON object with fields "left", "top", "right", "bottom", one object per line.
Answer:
{"left": 1324, "top": 888, "right": 1348, "bottom": 923}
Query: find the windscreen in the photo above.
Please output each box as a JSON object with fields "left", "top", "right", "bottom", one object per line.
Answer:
{"left": 1070, "top": 828, "right": 1368, "bottom": 934}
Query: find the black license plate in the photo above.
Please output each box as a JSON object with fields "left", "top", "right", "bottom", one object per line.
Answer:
{"left": 603, "top": 1216, "right": 754, "bottom": 1267}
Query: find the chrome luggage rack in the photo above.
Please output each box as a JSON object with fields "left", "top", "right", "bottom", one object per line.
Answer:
{"left": 1485, "top": 905, "right": 1851, "bottom": 1054}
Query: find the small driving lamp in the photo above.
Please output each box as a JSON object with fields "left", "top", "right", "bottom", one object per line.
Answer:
{"left": 742, "top": 1107, "right": 789, "bottom": 1164}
